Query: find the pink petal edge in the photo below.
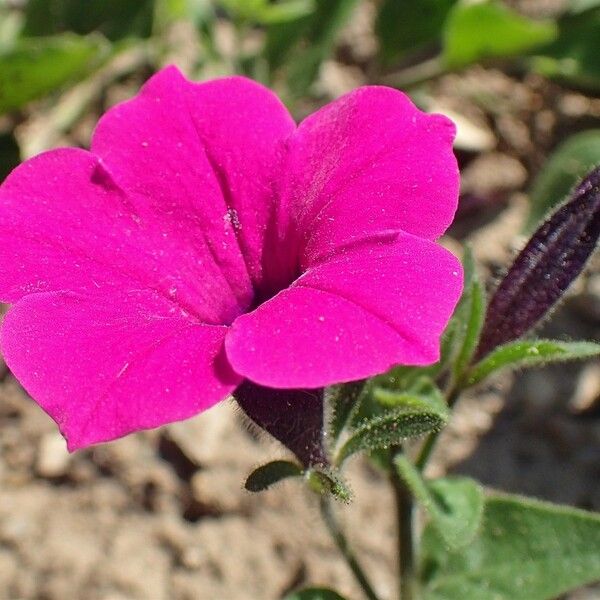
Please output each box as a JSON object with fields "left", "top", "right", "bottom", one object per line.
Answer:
{"left": 1, "top": 290, "right": 241, "bottom": 450}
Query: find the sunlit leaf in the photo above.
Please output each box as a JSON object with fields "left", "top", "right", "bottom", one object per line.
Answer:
{"left": 258, "top": 0, "right": 315, "bottom": 24}
{"left": 466, "top": 339, "right": 600, "bottom": 387}
{"left": 0, "top": 34, "right": 109, "bottom": 115}
{"left": 476, "top": 166, "right": 600, "bottom": 359}
{"left": 422, "top": 493, "right": 600, "bottom": 600}
{"left": 443, "top": 1, "right": 557, "bottom": 69}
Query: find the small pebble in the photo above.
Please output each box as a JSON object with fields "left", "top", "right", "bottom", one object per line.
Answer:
{"left": 36, "top": 432, "right": 70, "bottom": 478}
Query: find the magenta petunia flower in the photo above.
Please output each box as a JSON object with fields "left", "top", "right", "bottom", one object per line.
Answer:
{"left": 0, "top": 66, "right": 462, "bottom": 451}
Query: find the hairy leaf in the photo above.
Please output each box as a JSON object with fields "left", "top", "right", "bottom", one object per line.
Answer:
{"left": 467, "top": 339, "right": 600, "bottom": 386}
{"left": 373, "top": 380, "right": 449, "bottom": 420}
{"left": 422, "top": 493, "right": 600, "bottom": 600}
{"left": 396, "top": 456, "right": 484, "bottom": 550}
{"left": 336, "top": 409, "right": 446, "bottom": 464}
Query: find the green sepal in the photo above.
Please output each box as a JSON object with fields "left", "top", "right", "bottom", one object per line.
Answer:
{"left": 244, "top": 460, "right": 303, "bottom": 492}
{"left": 305, "top": 468, "right": 352, "bottom": 503}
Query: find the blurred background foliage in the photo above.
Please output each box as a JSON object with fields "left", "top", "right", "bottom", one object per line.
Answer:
{"left": 0, "top": 0, "right": 599, "bottom": 222}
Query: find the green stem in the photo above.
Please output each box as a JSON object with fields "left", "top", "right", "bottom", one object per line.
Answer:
{"left": 415, "top": 383, "right": 462, "bottom": 472}
{"left": 320, "top": 497, "right": 381, "bottom": 600}
{"left": 390, "top": 449, "right": 415, "bottom": 600}
{"left": 380, "top": 56, "right": 446, "bottom": 89}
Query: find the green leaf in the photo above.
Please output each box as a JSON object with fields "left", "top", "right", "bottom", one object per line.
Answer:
{"left": 218, "top": 0, "right": 265, "bottom": 21}
{"left": 373, "top": 379, "right": 449, "bottom": 420}
{"left": 466, "top": 339, "right": 600, "bottom": 387}
{"left": 258, "top": 0, "right": 315, "bottom": 24}
{"left": 264, "top": 10, "right": 312, "bottom": 73}
{"left": 266, "top": 0, "right": 360, "bottom": 96}
{"left": 245, "top": 460, "right": 303, "bottom": 492}
{"left": 450, "top": 246, "right": 486, "bottom": 381}
{"left": 531, "top": 7, "right": 600, "bottom": 91}
{"left": 336, "top": 408, "right": 447, "bottom": 464}
{"left": 285, "top": 588, "right": 347, "bottom": 600}
{"left": 375, "top": 0, "right": 457, "bottom": 66}
{"left": 422, "top": 493, "right": 600, "bottom": 600}
{"left": 0, "top": 34, "right": 109, "bottom": 115}
{"left": 154, "top": 0, "right": 213, "bottom": 30}
{"left": 443, "top": 1, "right": 558, "bottom": 69}
{"left": 395, "top": 456, "right": 484, "bottom": 550}
{"left": 428, "top": 478, "right": 485, "bottom": 548}
{"left": 24, "top": 0, "right": 155, "bottom": 41}
{"left": 569, "top": 0, "right": 600, "bottom": 13}
{"left": 526, "top": 130, "right": 600, "bottom": 231}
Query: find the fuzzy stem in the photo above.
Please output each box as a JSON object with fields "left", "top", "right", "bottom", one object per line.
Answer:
{"left": 320, "top": 497, "right": 381, "bottom": 600}
{"left": 390, "top": 448, "right": 415, "bottom": 600}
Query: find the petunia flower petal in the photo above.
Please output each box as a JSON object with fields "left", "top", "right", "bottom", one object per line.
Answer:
{"left": 0, "top": 148, "right": 245, "bottom": 324}
{"left": 92, "top": 66, "right": 296, "bottom": 296}
{"left": 278, "top": 86, "right": 459, "bottom": 268}
{"left": 0, "top": 289, "right": 240, "bottom": 450}
{"left": 225, "top": 232, "right": 463, "bottom": 388}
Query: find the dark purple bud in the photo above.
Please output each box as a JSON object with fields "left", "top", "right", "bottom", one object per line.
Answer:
{"left": 475, "top": 166, "right": 600, "bottom": 360}
{"left": 233, "top": 382, "right": 328, "bottom": 468}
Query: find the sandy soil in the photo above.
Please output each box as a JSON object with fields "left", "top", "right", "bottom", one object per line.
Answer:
{"left": 1, "top": 2, "right": 600, "bottom": 597}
